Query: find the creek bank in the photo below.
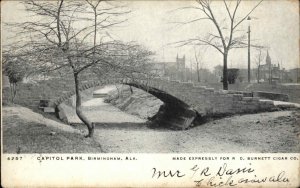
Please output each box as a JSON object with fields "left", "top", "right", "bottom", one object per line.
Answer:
{"left": 104, "top": 86, "right": 231, "bottom": 129}
{"left": 105, "top": 85, "right": 163, "bottom": 120}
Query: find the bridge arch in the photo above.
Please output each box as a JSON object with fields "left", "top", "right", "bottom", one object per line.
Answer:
{"left": 53, "top": 78, "right": 198, "bottom": 129}
{"left": 53, "top": 77, "right": 277, "bottom": 129}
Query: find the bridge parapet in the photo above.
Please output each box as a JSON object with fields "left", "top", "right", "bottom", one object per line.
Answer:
{"left": 52, "top": 77, "right": 277, "bottom": 118}
{"left": 143, "top": 79, "right": 277, "bottom": 116}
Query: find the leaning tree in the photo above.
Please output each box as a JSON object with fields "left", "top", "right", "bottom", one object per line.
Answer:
{"left": 3, "top": 0, "right": 152, "bottom": 137}
{"left": 173, "top": 0, "right": 263, "bottom": 90}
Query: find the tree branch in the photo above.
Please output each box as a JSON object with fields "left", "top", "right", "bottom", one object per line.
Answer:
{"left": 233, "top": 0, "right": 263, "bottom": 30}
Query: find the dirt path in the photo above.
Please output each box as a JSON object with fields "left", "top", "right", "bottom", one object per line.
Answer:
{"left": 61, "top": 98, "right": 145, "bottom": 124}
{"left": 59, "top": 85, "right": 145, "bottom": 124}
{"left": 92, "top": 110, "right": 300, "bottom": 153}
{"left": 3, "top": 105, "right": 299, "bottom": 153}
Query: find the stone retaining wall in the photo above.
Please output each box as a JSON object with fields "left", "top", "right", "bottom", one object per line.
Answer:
{"left": 253, "top": 91, "right": 289, "bottom": 102}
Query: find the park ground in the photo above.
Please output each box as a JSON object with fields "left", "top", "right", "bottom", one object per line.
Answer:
{"left": 3, "top": 103, "right": 300, "bottom": 153}
{"left": 2, "top": 82, "right": 300, "bottom": 153}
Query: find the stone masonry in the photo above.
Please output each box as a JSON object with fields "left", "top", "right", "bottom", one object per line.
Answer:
{"left": 142, "top": 78, "right": 277, "bottom": 117}
{"left": 4, "top": 77, "right": 278, "bottom": 129}
{"left": 53, "top": 77, "right": 277, "bottom": 118}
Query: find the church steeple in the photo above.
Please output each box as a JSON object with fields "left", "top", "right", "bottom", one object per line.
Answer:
{"left": 266, "top": 50, "right": 271, "bottom": 65}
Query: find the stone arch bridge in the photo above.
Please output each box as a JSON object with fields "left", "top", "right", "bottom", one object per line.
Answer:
{"left": 49, "top": 78, "right": 277, "bottom": 129}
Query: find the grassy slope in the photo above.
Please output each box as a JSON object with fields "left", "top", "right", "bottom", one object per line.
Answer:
{"left": 2, "top": 105, "right": 103, "bottom": 153}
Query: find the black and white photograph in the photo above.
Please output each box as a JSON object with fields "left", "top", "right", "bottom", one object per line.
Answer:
{"left": 1, "top": 0, "right": 300, "bottom": 187}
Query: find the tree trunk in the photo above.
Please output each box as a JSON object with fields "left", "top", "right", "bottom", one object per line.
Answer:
{"left": 257, "top": 65, "right": 260, "bottom": 83}
{"left": 74, "top": 73, "right": 94, "bottom": 137}
{"left": 10, "top": 82, "right": 17, "bottom": 103}
{"left": 13, "top": 83, "right": 17, "bottom": 102}
{"left": 223, "top": 52, "right": 228, "bottom": 90}
{"left": 9, "top": 83, "right": 13, "bottom": 103}
{"left": 129, "top": 86, "right": 133, "bottom": 94}
{"left": 115, "top": 85, "right": 120, "bottom": 98}
{"left": 197, "top": 63, "right": 200, "bottom": 82}
{"left": 269, "top": 63, "right": 272, "bottom": 84}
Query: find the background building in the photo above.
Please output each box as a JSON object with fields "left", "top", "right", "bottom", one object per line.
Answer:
{"left": 176, "top": 54, "right": 185, "bottom": 81}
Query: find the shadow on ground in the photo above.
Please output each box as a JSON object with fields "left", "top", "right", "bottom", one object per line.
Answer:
{"left": 3, "top": 115, "right": 103, "bottom": 153}
{"left": 72, "top": 122, "right": 152, "bottom": 131}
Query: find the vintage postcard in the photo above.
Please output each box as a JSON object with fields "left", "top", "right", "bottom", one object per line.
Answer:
{"left": 1, "top": 0, "right": 300, "bottom": 187}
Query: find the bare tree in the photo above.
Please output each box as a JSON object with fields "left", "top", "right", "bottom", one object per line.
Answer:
{"left": 174, "top": 0, "right": 263, "bottom": 90}
{"left": 91, "top": 43, "right": 155, "bottom": 94}
{"left": 193, "top": 46, "right": 208, "bottom": 82}
{"left": 116, "top": 47, "right": 155, "bottom": 94}
{"left": 4, "top": 0, "right": 132, "bottom": 137}
{"left": 3, "top": 56, "right": 28, "bottom": 103}
{"left": 194, "top": 47, "right": 201, "bottom": 82}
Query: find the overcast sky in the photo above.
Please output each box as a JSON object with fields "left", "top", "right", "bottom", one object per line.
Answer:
{"left": 2, "top": 0, "right": 299, "bottom": 70}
